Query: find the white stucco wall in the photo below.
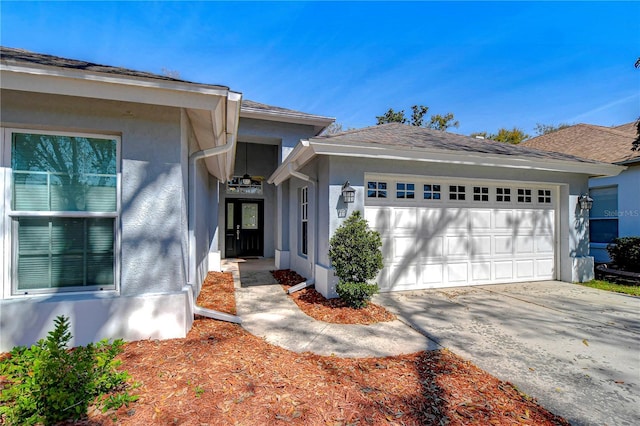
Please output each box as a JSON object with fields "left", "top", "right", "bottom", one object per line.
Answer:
{"left": 589, "top": 165, "right": 640, "bottom": 262}
{"left": 0, "top": 90, "right": 194, "bottom": 351}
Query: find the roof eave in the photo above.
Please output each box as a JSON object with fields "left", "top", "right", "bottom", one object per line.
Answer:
{"left": 240, "top": 107, "right": 334, "bottom": 135}
{"left": 270, "top": 140, "right": 626, "bottom": 184}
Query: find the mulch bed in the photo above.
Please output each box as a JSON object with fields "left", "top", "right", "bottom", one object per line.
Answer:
{"left": 14, "top": 271, "right": 568, "bottom": 425}
{"left": 271, "top": 269, "right": 396, "bottom": 324}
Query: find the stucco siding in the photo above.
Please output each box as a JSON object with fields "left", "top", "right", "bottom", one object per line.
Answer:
{"left": 238, "top": 118, "right": 320, "bottom": 162}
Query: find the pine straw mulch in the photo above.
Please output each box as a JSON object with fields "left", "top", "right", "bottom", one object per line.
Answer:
{"left": 271, "top": 269, "right": 396, "bottom": 324}
{"left": 60, "top": 271, "right": 569, "bottom": 426}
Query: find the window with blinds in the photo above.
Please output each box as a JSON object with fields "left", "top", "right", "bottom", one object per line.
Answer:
{"left": 9, "top": 131, "right": 118, "bottom": 294}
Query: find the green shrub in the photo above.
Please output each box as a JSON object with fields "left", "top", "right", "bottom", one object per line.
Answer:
{"left": 335, "top": 281, "right": 380, "bottom": 309}
{"left": 329, "top": 210, "right": 383, "bottom": 308}
{"left": 0, "top": 315, "right": 138, "bottom": 425}
{"left": 607, "top": 237, "right": 640, "bottom": 272}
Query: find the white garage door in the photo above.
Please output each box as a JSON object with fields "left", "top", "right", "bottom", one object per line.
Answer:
{"left": 364, "top": 176, "right": 557, "bottom": 291}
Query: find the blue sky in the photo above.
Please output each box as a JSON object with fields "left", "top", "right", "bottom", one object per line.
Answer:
{"left": 2, "top": 1, "right": 639, "bottom": 136}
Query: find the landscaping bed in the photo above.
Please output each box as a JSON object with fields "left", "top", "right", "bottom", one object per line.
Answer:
{"left": 271, "top": 269, "right": 395, "bottom": 324}
{"left": 3, "top": 271, "right": 569, "bottom": 425}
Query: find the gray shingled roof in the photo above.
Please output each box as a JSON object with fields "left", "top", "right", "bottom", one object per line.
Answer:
{"left": 1, "top": 46, "right": 329, "bottom": 122}
{"left": 314, "top": 123, "right": 603, "bottom": 164}
{"left": 0, "top": 46, "right": 229, "bottom": 89}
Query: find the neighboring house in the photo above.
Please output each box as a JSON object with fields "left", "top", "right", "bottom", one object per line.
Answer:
{"left": 0, "top": 47, "right": 332, "bottom": 351}
{"left": 268, "top": 124, "right": 623, "bottom": 298}
{"left": 522, "top": 123, "right": 640, "bottom": 263}
{"left": 0, "top": 47, "right": 626, "bottom": 351}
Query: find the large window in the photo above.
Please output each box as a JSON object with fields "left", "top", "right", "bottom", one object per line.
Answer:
{"left": 589, "top": 186, "right": 618, "bottom": 244}
{"left": 8, "top": 130, "right": 119, "bottom": 294}
{"left": 300, "top": 187, "right": 308, "bottom": 256}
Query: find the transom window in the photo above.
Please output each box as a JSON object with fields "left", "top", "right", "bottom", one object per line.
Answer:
{"left": 396, "top": 183, "right": 415, "bottom": 199}
{"left": 367, "top": 181, "right": 387, "bottom": 198}
{"left": 227, "top": 176, "right": 263, "bottom": 194}
{"left": 473, "top": 186, "right": 489, "bottom": 202}
{"left": 423, "top": 184, "right": 441, "bottom": 200}
{"left": 496, "top": 187, "right": 511, "bottom": 202}
{"left": 9, "top": 130, "right": 119, "bottom": 294}
{"left": 449, "top": 185, "right": 466, "bottom": 201}
{"left": 517, "top": 188, "right": 532, "bottom": 203}
{"left": 538, "top": 189, "right": 552, "bottom": 204}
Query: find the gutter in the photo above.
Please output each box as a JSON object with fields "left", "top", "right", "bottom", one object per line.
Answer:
{"left": 284, "top": 163, "right": 317, "bottom": 294}
{"left": 186, "top": 103, "right": 242, "bottom": 324}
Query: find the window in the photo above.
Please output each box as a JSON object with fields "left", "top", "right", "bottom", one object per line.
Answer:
{"left": 517, "top": 188, "right": 532, "bottom": 203}
{"left": 423, "top": 184, "right": 441, "bottom": 200}
{"left": 396, "top": 182, "right": 415, "bottom": 199}
{"left": 473, "top": 186, "right": 489, "bottom": 202}
{"left": 589, "top": 186, "right": 618, "bottom": 244}
{"left": 226, "top": 176, "right": 263, "bottom": 194}
{"left": 538, "top": 189, "right": 552, "bottom": 204}
{"left": 9, "top": 131, "right": 118, "bottom": 294}
{"left": 367, "top": 181, "right": 387, "bottom": 198}
{"left": 496, "top": 187, "right": 511, "bottom": 202}
{"left": 300, "top": 187, "right": 308, "bottom": 255}
{"left": 449, "top": 185, "right": 466, "bottom": 201}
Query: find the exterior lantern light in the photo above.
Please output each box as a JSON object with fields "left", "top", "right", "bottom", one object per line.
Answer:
{"left": 342, "top": 181, "right": 356, "bottom": 203}
{"left": 578, "top": 194, "right": 593, "bottom": 211}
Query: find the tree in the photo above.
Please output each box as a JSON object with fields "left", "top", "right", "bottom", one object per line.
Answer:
{"left": 534, "top": 122, "right": 571, "bottom": 136}
{"left": 429, "top": 113, "right": 460, "bottom": 131}
{"left": 328, "top": 211, "right": 383, "bottom": 308}
{"left": 471, "top": 127, "right": 530, "bottom": 144}
{"left": 376, "top": 105, "right": 459, "bottom": 131}
{"left": 632, "top": 118, "right": 640, "bottom": 151}
{"left": 321, "top": 122, "right": 350, "bottom": 136}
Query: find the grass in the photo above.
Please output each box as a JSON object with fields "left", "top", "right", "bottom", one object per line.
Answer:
{"left": 578, "top": 279, "right": 640, "bottom": 296}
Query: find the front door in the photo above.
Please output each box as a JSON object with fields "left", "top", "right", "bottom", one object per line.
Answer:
{"left": 225, "top": 199, "right": 264, "bottom": 258}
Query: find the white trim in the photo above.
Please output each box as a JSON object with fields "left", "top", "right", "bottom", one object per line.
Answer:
{"left": 268, "top": 140, "right": 625, "bottom": 185}
{"left": 240, "top": 106, "right": 334, "bottom": 129}
{"left": 2, "top": 127, "right": 121, "bottom": 298}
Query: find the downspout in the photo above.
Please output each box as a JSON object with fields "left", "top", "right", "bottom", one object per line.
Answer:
{"left": 285, "top": 163, "right": 317, "bottom": 294}
{"left": 187, "top": 131, "right": 242, "bottom": 324}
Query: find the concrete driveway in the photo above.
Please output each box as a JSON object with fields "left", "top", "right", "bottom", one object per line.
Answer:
{"left": 375, "top": 281, "right": 640, "bottom": 426}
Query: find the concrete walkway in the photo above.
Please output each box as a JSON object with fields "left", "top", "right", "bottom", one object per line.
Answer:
{"left": 224, "top": 258, "right": 436, "bottom": 358}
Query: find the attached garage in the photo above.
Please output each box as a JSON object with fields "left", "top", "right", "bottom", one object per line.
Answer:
{"left": 364, "top": 175, "right": 557, "bottom": 291}
{"left": 269, "top": 123, "right": 625, "bottom": 298}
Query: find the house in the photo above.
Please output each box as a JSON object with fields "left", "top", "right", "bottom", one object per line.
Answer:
{"left": 268, "top": 123, "right": 624, "bottom": 298}
{"left": 0, "top": 47, "right": 625, "bottom": 351}
{"left": 0, "top": 47, "right": 332, "bottom": 351}
{"left": 522, "top": 123, "right": 639, "bottom": 263}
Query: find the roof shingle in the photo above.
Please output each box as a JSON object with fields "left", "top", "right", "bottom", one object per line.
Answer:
{"left": 521, "top": 123, "right": 639, "bottom": 164}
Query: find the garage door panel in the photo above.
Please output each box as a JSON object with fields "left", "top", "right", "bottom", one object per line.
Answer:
{"left": 420, "top": 236, "right": 443, "bottom": 258}
{"left": 495, "top": 236, "right": 514, "bottom": 255}
{"left": 380, "top": 237, "right": 392, "bottom": 259}
{"left": 470, "top": 236, "right": 491, "bottom": 256}
{"left": 422, "top": 264, "right": 444, "bottom": 284}
{"left": 495, "top": 261, "right": 514, "bottom": 280}
{"left": 514, "top": 210, "right": 535, "bottom": 229}
{"left": 471, "top": 262, "right": 491, "bottom": 281}
{"left": 418, "top": 208, "right": 444, "bottom": 234}
{"left": 535, "top": 235, "right": 554, "bottom": 253}
{"left": 494, "top": 210, "right": 514, "bottom": 229}
{"left": 393, "top": 208, "right": 417, "bottom": 229}
{"left": 389, "top": 265, "right": 418, "bottom": 289}
{"left": 446, "top": 236, "right": 468, "bottom": 256}
{"left": 447, "top": 263, "right": 468, "bottom": 283}
{"left": 393, "top": 236, "right": 416, "bottom": 260}
{"left": 470, "top": 210, "right": 492, "bottom": 230}
{"left": 516, "top": 260, "right": 535, "bottom": 279}
{"left": 365, "top": 207, "right": 391, "bottom": 231}
{"left": 515, "top": 236, "right": 534, "bottom": 254}
{"left": 443, "top": 209, "right": 468, "bottom": 229}
{"left": 536, "top": 259, "right": 555, "bottom": 277}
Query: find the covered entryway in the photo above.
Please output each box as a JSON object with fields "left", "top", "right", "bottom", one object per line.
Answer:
{"left": 225, "top": 199, "right": 264, "bottom": 257}
{"left": 365, "top": 175, "right": 557, "bottom": 291}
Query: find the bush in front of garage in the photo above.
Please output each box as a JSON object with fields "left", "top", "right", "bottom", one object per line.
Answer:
{"left": 329, "top": 210, "right": 383, "bottom": 308}
{"left": 607, "top": 237, "right": 640, "bottom": 272}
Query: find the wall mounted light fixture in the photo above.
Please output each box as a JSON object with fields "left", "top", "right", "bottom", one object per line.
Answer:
{"left": 342, "top": 181, "right": 356, "bottom": 203}
{"left": 578, "top": 194, "right": 593, "bottom": 211}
